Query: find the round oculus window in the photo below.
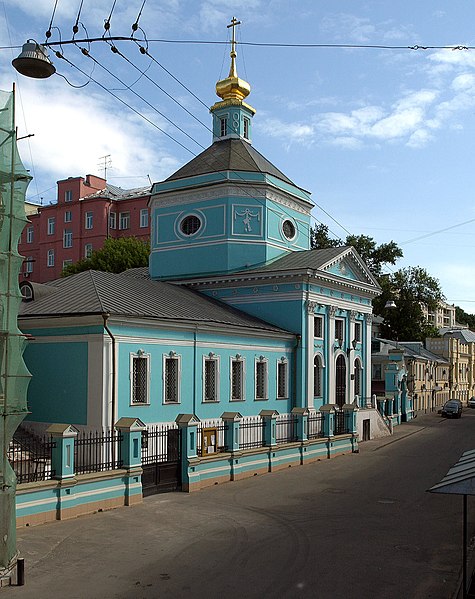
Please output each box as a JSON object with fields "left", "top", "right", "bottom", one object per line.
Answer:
{"left": 282, "top": 220, "right": 296, "bottom": 240}
{"left": 180, "top": 215, "right": 201, "bottom": 236}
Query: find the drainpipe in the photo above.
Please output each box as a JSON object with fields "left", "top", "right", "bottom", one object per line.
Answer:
{"left": 293, "top": 334, "right": 301, "bottom": 409}
{"left": 102, "top": 313, "right": 116, "bottom": 433}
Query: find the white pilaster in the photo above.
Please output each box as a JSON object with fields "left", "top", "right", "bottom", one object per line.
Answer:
{"left": 328, "top": 306, "right": 337, "bottom": 404}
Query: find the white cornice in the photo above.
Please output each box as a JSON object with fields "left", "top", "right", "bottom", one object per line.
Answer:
{"left": 151, "top": 182, "right": 312, "bottom": 214}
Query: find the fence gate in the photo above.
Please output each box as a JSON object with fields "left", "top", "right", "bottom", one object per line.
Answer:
{"left": 141, "top": 427, "right": 181, "bottom": 496}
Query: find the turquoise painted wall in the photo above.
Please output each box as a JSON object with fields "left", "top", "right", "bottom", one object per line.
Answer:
{"left": 24, "top": 342, "right": 88, "bottom": 425}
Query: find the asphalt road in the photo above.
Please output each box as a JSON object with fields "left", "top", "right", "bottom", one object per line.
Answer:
{"left": 7, "top": 410, "right": 475, "bottom": 599}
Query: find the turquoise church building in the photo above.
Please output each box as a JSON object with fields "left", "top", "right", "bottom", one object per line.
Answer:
{"left": 18, "top": 33, "right": 381, "bottom": 439}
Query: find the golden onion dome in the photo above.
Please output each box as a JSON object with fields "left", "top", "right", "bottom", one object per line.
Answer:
{"left": 215, "top": 48, "right": 251, "bottom": 102}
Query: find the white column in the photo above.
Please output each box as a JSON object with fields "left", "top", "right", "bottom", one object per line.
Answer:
{"left": 305, "top": 300, "right": 318, "bottom": 409}
{"left": 364, "top": 313, "right": 373, "bottom": 407}
{"left": 349, "top": 310, "right": 356, "bottom": 402}
{"left": 328, "top": 306, "right": 337, "bottom": 404}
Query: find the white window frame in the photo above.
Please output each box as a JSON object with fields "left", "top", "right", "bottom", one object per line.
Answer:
{"left": 25, "top": 257, "right": 33, "bottom": 273}
{"left": 62, "top": 259, "right": 73, "bottom": 269}
{"left": 276, "top": 358, "right": 289, "bottom": 399}
{"left": 26, "top": 226, "right": 33, "bottom": 243}
{"left": 163, "top": 352, "right": 181, "bottom": 404}
{"left": 119, "top": 212, "right": 130, "bottom": 230}
{"left": 63, "top": 229, "right": 72, "bottom": 248}
{"left": 47, "top": 217, "right": 55, "bottom": 235}
{"left": 203, "top": 354, "right": 220, "bottom": 402}
{"left": 220, "top": 117, "right": 227, "bottom": 137}
{"left": 354, "top": 321, "right": 362, "bottom": 343}
{"left": 243, "top": 117, "right": 250, "bottom": 140}
{"left": 47, "top": 249, "right": 55, "bottom": 267}
{"left": 64, "top": 210, "right": 72, "bottom": 223}
{"left": 85, "top": 211, "right": 93, "bottom": 230}
{"left": 140, "top": 208, "right": 149, "bottom": 228}
{"left": 314, "top": 315, "right": 323, "bottom": 338}
{"left": 255, "top": 356, "right": 268, "bottom": 401}
{"left": 130, "top": 352, "right": 150, "bottom": 405}
{"left": 109, "top": 212, "right": 117, "bottom": 230}
{"left": 84, "top": 243, "right": 93, "bottom": 258}
{"left": 64, "top": 190, "right": 72, "bottom": 202}
{"left": 230, "top": 355, "right": 245, "bottom": 401}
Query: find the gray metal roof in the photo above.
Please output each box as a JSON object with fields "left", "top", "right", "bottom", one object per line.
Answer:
{"left": 428, "top": 450, "right": 475, "bottom": 495}
{"left": 244, "top": 247, "right": 348, "bottom": 274}
{"left": 440, "top": 328, "right": 475, "bottom": 343}
{"left": 166, "top": 138, "right": 298, "bottom": 188}
{"left": 374, "top": 338, "right": 450, "bottom": 364}
{"left": 83, "top": 184, "right": 151, "bottom": 201}
{"left": 19, "top": 270, "right": 289, "bottom": 334}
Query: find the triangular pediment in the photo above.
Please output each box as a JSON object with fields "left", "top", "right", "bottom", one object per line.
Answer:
{"left": 319, "top": 248, "right": 379, "bottom": 288}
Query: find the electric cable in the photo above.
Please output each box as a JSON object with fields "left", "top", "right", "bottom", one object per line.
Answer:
{"left": 131, "top": 0, "right": 147, "bottom": 35}
{"left": 72, "top": 0, "right": 85, "bottom": 36}
{"left": 103, "top": 0, "right": 118, "bottom": 37}
{"left": 45, "top": 0, "right": 59, "bottom": 42}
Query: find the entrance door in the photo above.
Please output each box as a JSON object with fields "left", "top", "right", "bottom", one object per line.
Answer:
{"left": 141, "top": 427, "right": 181, "bottom": 496}
{"left": 335, "top": 354, "right": 346, "bottom": 408}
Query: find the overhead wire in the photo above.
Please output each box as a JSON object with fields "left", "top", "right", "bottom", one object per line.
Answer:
{"left": 45, "top": 0, "right": 59, "bottom": 42}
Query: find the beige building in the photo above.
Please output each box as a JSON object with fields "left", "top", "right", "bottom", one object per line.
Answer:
{"left": 422, "top": 301, "right": 456, "bottom": 330}
{"left": 426, "top": 330, "right": 475, "bottom": 405}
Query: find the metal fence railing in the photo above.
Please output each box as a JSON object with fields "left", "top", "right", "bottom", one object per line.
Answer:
{"left": 74, "top": 430, "right": 123, "bottom": 475}
{"left": 276, "top": 415, "right": 298, "bottom": 444}
{"left": 9, "top": 433, "right": 56, "bottom": 484}
{"left": 308, "top": 413, "right": 324, "bottom": 439}
{"left": 334, "top": 410, "right": 347, "bottom": 435}
{"left": 239, "top": 416, "right": 265, "bottom": 450}
{"left": 141, "top": 425, "right": 180, "bottom": 465}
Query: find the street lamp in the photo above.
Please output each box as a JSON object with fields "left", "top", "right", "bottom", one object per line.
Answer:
{"left": 12, "top": 41, "right": 56, "bottom": 79}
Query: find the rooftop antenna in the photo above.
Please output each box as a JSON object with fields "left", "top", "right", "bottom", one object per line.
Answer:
{"left": 98, "top": 154, "right": 112, "bottom": 180}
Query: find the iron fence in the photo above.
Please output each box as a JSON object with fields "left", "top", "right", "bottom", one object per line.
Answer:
{"left": 276, "top": 415, "right": 297, "bottom": 444}
{"left": 197, "top": 422, "right": 228, "bottom": 456}
{"left": 334, "top": 410, "right": 347, "bottom": 435}
{"left": 141, "top": 425, "right": 180, "bottom": 465}
{"left": 239, "top": 416, "right": 265, "bottom": 450}
{"left": 308, "top": 413, "right": 324, "bottom": 439}
{"left": 9, "top": 433, "right": 56, "bottom": 484}
{"left": 74, "top": 430, "right": 123, "bottom": 475}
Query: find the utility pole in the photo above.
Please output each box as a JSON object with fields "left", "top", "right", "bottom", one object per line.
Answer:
{"left": 98, "top": 154, "right": 112, "bottom": 180}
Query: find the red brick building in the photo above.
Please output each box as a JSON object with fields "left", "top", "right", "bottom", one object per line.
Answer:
{"left": 19, "top": 174, "right": 151, "bottom": 282}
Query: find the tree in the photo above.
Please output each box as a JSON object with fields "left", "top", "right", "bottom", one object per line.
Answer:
{"left": 62, "top": 237, "right": 150, "bottom": 277}
{"left": 374, "top": 267, "right": 444, "bottom": 342}
{"left": 455, "top": 306, "right": 475, "bottom": 330}
{"left": 310, "top": 224, "right": 403, "bottom": 278}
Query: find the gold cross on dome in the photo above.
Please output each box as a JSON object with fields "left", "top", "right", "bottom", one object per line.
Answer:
{"left": 227, "top": 17, "right": 241, "bottom": 55}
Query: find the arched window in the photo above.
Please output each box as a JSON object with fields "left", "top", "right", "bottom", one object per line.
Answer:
{"left": 314, "top": 355, "right": 323, "bottom": 397}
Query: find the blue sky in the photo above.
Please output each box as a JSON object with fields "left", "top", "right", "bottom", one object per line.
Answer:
{"left": 1, "top": 1, "right": 475, "bottom": 313}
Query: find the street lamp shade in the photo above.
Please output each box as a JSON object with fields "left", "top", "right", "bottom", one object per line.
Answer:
{"left": 12, "top": 41, "right": 56, "bottom": 79}
{"left": 384, "top": 300, "right": 397, "bottom": 309}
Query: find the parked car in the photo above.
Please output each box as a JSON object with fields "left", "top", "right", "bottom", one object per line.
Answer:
{"left": 441, "top": 399, "right": 463, "bottom": 418}
{"left": 468, "top": 397, "right": 475, "bottom": 409}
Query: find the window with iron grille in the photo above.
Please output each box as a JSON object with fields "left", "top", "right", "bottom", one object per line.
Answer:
{"left": 314, "top": 315, "right": 323, "bottom": 338}
{"left": 354, "top": 359, "right": 362, "bottom": 397}
{"left": 180, "top": 215, "right": 201, "bottom": 236}
{"left": 255, "top": 358, "right": 268, "bottom": 400}
{"left": 314, "top": 355, "right": 322, "bottom": 396}
{"left": 131, "top": 355, "right": 149, "bottom": 404}
{"left": 277, "top": 360, "right": 288, "bottom": 399}
{"left": 231, "top": 358, "right": 244, "bottom": 401}
{"left": 354, "top": 322, "right": 362, "bottom": 342}
{"left": 164, "top": 356, "right": 180, "bottom": 403}
{"left": 204, "top": 357, "right": 218, "bottom": 402}
{"left": 335, "top": 318, "right": 344, "bottom": 341}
